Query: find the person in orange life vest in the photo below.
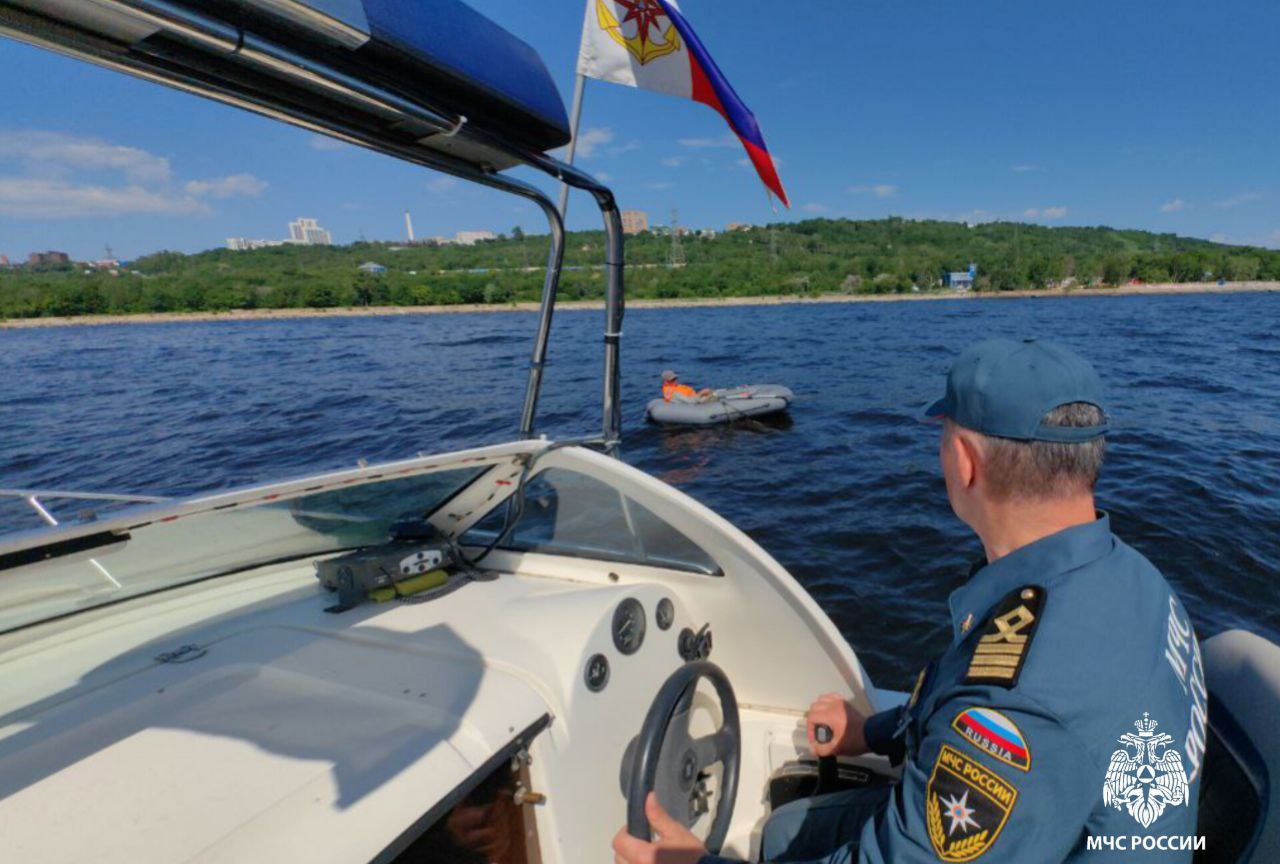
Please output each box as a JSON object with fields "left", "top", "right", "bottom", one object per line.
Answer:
{"left": 661, "top": 370, "right": 714, "bottom": 403}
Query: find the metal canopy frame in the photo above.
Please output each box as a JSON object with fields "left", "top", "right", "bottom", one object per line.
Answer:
{"left": 0, "top": 0, "right": 624, "bottom": 449}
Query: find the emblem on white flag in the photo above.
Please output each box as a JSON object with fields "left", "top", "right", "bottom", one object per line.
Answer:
{"left": 577, "top": 0, "right": 693, "bottom": 98}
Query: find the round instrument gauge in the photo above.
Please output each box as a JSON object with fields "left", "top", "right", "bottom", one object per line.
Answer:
{"left": 584, "top": 653, "right": 610, "bottom": 692}
{"left": 655, "top": 597, "right": 675, "bottom": 631}
{"left": 612, "top": 598, "right": 647, "bottom": 655}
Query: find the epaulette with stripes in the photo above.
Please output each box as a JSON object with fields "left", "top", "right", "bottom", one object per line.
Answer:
{"left": 965, "top": 585, "right": 1045, "bottom": 687}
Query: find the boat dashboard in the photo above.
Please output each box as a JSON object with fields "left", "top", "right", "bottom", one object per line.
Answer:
{"left": 0, "top": 546, "right": 864, "bottom": 863}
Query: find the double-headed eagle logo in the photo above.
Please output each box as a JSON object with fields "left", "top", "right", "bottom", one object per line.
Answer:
{"left": 1102, "top": 713, "right": 1189, "bottom": 828}
{"left": 595, "top": 0, "right": 682, "bottom": 65}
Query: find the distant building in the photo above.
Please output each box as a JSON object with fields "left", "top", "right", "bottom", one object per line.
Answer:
{"left": 621, "top": 210, "right": 649, "bottom": 235}
{"left": 358, "top": 261, "right": 387, "bottom": 274}
{"left": 0, "top": 254, "right": 9, "bottom": 266}
{"left": 226, "top": 237, "right": 287, "bottom": 251}
{"left": 455, "top": 230, "right": 496, "bottom": 246}
{"left": 726, "top": 222, "right": 754, "bottom": 232}
{"left": 228, "top": 217, "right": 330, "bottom": 250}
{"left": 944, "top": 263, "right": 977, "bottom": 291}
{"left": 288, "top": 217, "right": 333, "bottom": 246}
{"left": 425, "top": 235, "right": 454, "bottom": 246}
{"left": 28, "top": 250, "right": 70, "bottom": 267}
{"left": 697, "top": 228, "right": 718, "bottom": 240}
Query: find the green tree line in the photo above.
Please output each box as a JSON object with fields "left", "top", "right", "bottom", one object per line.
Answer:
{"left": 3, "top": 217, "right": 1277, "bottom": 319}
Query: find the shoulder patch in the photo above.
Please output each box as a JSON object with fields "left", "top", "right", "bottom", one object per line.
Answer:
{"left": 965, "top": 585, "right": 1045, "bottom": 688}
{"left": 952, "top": 707, "right": 1031, "bottom": 771}
{"left": 927, "top": 744, "right": 1018, "bottom": 862}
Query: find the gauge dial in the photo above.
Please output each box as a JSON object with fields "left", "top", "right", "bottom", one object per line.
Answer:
{"left": 655, "top": 597, "right": 675, "bottom": 631}
{"left": 612, "top": 598, "right": 647, "bottom": 655}
{"left": 585, "top": 653, "right": 610, "bottom": 692}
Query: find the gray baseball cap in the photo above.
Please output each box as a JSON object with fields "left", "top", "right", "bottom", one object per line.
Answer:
{"left": 925, "top": 338, "right": 1109, "bottom": 442}
{"left": 661, "top": 369, "right": 678, "bottom": 381}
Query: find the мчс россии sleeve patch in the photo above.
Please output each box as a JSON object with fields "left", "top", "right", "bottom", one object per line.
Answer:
{"left": 926, "top": 744, "right": 1018, "bottom": 862}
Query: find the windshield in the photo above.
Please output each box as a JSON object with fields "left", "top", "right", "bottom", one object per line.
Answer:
{"left": 463, "top": 468, "right": 720, "bottom": 575}
{"left": 0, "top": 466, "right": 487, "bottom": 634}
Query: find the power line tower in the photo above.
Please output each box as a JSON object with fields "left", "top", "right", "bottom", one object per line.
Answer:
{"left": 104, "top": 243, "right": 115, "bottom": 261}
{"left": 666, "top": 208, "right": 686, "bottom": 268}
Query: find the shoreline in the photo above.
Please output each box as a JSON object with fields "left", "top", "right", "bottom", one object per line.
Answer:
{"left": 3, "top": 281, "right": 1277, "bottom": 329}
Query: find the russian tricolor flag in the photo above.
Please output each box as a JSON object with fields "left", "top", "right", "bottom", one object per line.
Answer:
{"left": 576, "top": 0, "right": 789, "bottom": 207}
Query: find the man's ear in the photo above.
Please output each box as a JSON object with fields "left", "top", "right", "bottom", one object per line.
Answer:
{"left": 950, "top": 427, "right": 980, "bottom": 491}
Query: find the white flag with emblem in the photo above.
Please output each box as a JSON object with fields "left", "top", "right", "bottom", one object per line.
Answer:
{"left": 572, "top": 0, "right": 790, "bottom": 206}
{"left": 576, "top": 0, "right": 693, "bottom": 98}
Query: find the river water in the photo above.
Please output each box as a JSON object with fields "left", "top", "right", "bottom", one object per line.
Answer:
{"left": 2, "top": 292, "right": 1278, "bottom": 687}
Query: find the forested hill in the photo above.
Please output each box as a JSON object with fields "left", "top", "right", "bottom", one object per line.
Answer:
{"left": 3, "top": 217, "right": 1278, "bottom": 319}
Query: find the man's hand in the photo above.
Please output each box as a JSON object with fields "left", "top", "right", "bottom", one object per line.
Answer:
{"left": 445, "top": 798, "right": 512, "bottom": 862}
{"left": 612, "top": 793, "right": 708, "bottom": 864}
{"left": 806, "top": 692, "right": 869, "bottom": 758}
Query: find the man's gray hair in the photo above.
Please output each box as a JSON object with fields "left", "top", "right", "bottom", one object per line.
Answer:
{"left": 974, "top": 402, "right": 1107, "bottom": 500}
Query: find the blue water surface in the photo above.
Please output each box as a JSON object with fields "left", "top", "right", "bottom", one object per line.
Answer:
{"left": 2, "top": 292, "right": 1278, "bottom": 687}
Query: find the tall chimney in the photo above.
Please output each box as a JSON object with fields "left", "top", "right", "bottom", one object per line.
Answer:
{"left": 404, "top": 210, "right": 415, "bottom": 243}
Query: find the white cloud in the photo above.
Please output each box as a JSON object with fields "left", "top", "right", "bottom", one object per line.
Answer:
{"left": 184, "top": 172, "right": 266, "bottom": 199}
{"left": 1011, "top": 164, "right": 1039, "bottom": 173}
{"left": 594, "top": 171, "right": 612, "bottom": 181}
{"left": 426, "top": 176, "right": 459, "bottom": 193}
{"left": 1024, "top": 205, "right": 1068, "bottom": 220}
{"left": 1211, "top": 232, "right": 1229, "bottom": 243}
{"left": 679, "top": 134, "right": 738, "bottom": 149}
{"left": 801, "top": 203, "right": 828, "bottom": 213}
{"left": 1160, "top": 198, "right": 1185, "bottom": 213}
{"left": 660, "top": 156, "right": 686, "bottom": 167}
{"left": 308, "top": 134, "right": 350, "bottom": 152}
{"left": 849, "top": 183, "right": 899, "bottom": 198}
{"left": 573, "top": 127, "right": 615, "bottom": 158}
{"left": 1214, "top": 191, "right": 1263, "bottom": 209}
{"left": 0, "top": 178, "right": 205, "bottom": 218}
{"left": 1271, "top": 229, "right": 1280, "bottom": 242}
{"left": 0, "top": 130, "right": 172, "bottom": 184}
{"left": 0, "top": 130, "right": 267, "bottom": 219}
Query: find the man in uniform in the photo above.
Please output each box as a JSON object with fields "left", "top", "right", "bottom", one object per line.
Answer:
{"left": 614, "top": 338, "right": 1206, "bottom": 863}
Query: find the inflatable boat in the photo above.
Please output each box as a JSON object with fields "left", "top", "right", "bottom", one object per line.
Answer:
{"left": 646, "top": 385, "right": 795, "bottom": 426}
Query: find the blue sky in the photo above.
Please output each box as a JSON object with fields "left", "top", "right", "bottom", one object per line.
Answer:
{"left": 1, "top": 0, "right": 1278, "bottom": 261}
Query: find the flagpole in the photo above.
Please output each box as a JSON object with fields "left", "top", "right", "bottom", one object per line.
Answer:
{"left": 557, "top": 72, "right": 587, "bottom": 218}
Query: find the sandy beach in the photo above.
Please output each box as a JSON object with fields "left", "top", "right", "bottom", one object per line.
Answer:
{"left": 2, "top": 281, "right": 1276, "bottom": 329}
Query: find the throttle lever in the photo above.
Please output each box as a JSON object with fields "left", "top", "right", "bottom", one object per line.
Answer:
{"left": 814, "top": 724, "right": 837, "bottom": 796}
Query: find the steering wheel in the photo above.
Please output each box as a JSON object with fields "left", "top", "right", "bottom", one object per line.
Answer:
{"left": 625, "top": 660, "right": 741, "bottom": 853}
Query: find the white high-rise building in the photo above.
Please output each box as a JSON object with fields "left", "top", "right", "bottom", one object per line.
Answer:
{"left": 287, "top": 217, "right": 333, "bottom": 246}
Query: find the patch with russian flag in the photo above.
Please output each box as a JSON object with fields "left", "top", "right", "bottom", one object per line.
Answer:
{"left": 952, "top": 707, "right": 1031, "bottom": 772}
